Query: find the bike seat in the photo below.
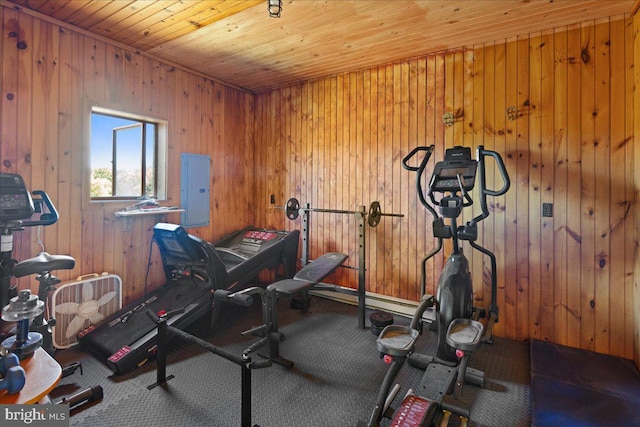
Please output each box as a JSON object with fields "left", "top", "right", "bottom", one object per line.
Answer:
{"left": 12, "top": 252, "right": 75, "bottom": 278}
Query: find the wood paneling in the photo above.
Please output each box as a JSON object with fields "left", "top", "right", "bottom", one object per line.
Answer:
{"left": 1, "top": 6, "right": 255, "bottom": 307}
{"left": 633, "top": 11, "right": 640, "bottom": 368}
{"left": 6, "top": 0, "right": 262, "bottom": 51}
{"left": 1, "top": 3, "right": 638, "bottom": 364}
{"left": 254, "top": 17, "right": 638, "bottom": 360}
{"left": 5, "top": 0, "right": 636, "bottom": 92}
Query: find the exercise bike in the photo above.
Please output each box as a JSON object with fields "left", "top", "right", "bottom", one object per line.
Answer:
{"left": 360, "top": 145, "right": 510, "bottom": 427}
{"left": 0, "top": 174, "right": 104, "bottom": 407}
{"left": 0, "top": 173, "right": 76, "bottom": 359}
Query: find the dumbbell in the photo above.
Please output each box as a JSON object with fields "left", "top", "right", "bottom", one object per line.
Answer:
{"left": 0, "top": 352, "right": 26, "bottom": 395}
{"left": 1, "top": 290, "right": 45, "bottom": 359}
{"left": 0, "top": 352, "right": 20, "bottom": 374}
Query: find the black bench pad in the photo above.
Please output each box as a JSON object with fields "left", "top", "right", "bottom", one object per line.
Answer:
{"left": 267, "top": 252, "right": 347, "bottom": 295}
{"left": 293, "top": 252, "right": 347, "bottom": 283}
{"left": 267, "top": 279, "right": 311, "bottom": 295}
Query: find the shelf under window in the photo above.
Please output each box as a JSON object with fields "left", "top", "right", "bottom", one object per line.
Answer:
{"left": 114, "top": 207, "right": 184, "bottom": 231}
{"left": 114, "top": 207, "right": 183, "bottom": 217}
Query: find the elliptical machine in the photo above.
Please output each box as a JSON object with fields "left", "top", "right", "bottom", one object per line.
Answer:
{"left": 360, "top": 145, "right": 510, "bottom": 427}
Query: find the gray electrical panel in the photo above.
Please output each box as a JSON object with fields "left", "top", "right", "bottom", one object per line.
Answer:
{"left": 180, "top": 153, "right": 210, "bottom": 228}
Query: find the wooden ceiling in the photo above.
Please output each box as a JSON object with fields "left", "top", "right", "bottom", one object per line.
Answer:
{"left": 5, "top": 0, "right": 639, "bottom": 92}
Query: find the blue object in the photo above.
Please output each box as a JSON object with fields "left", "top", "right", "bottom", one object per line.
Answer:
{"left": 531, "top": 339, "right": 640, "bottom": 426}
{"left": 0, "top": 353, "right": 20, "bottom": 375}
{"left": 0, "top": 353, "right": 26, "bottom": 395}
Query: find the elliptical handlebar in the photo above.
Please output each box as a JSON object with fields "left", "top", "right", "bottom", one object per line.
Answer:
{"left": 464, "top": 145, "right": 510, "bottom": 330}
{"left": 402, "top": 145, "right": 442, "bottom": 297}
{"left": 478, "top": 146, "right": 510, "bottom": 197}
{"left": 467, "top": 145, "right": 511, "bottom": 228}
{"left": 401, "top": 145, "right": 435, "bottom": 172}
{"left": 401, "top": 145, "right": 438, "bottom": 220}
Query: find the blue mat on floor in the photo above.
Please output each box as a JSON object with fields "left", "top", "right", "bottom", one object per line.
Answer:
{"left": 530, "top": 339, "right": 640, "bottom": 426}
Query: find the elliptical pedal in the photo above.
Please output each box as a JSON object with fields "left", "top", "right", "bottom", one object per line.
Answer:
{"left": 376, "top": 325, "right": 419, "bottom": 357}
{"left": 445, "top": 318, "right": 483, "bottom": 352}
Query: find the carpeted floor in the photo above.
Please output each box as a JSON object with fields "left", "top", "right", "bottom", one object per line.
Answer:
{"left": 52, "top": 296, "right": 531, "bottom": 427}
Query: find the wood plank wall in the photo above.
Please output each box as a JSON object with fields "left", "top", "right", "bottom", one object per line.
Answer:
{"left": 254, "top": 16, "right": 638, "bottom": 360}
{"left": 0, "top": 6, "right": 256, "bottom": 308}
{"left": 633, "top": 11, "right": 640, "bottom": 368}
{"left": 1, "top": 4, "right": 638, "bottom": 365}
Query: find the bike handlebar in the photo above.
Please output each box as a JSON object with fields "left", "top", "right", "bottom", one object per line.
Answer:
{"left": 25, "top": 190, "right": 59, "bottom": 226}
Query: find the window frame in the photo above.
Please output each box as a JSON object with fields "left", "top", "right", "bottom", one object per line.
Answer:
{"left": 89, "top": 106, "right": 168, "bottom": 204}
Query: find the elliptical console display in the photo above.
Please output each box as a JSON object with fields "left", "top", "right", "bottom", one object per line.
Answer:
{"left": 429, "top": 146, "right": 477, "bottom": 194}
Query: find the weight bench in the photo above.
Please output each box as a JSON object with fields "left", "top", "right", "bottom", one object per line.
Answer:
{"left": 213, "top": 252, "right": 348, "bottom": 368}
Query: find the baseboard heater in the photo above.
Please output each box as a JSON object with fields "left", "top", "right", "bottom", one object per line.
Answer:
{"left": 309, "top": 287, "right": 436, "bottom": 324}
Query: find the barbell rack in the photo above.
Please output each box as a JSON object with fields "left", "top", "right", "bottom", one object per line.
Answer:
{"left": 275, "top": 198, "right": 403, "bottom": 329}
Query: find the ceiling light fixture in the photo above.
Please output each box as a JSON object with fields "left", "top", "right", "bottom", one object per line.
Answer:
{"left": 268, "top": 0, "right": 282, "bottom": 18}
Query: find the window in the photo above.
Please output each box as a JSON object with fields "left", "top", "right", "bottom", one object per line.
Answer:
{"left": 90, "top": 107, "right": 167, "bottom": 201}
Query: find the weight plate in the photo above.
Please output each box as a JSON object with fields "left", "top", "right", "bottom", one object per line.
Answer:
{"left": 368, "top": 201, "right": 382, "bottom": 227}
{"left": 370, "top": 311, "right": 394, "bottom": 327}
{"left": 290, "top": 293, "right": 309, "bottom": 310}
{"left": 286, "top": 197, "right": 300, "bottom": 220}
{"left": 1, "top": 291, "right": 45, "bottom": 322}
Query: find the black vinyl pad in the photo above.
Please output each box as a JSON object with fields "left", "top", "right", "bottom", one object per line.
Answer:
{"left": 293, "top": 252, "right": 347, "bottom": 283}
{"left": 267, "top": 279, "right": 310, "bottom": 295}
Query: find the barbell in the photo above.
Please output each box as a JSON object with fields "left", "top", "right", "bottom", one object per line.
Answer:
{"left": 278, "top": 198, "right": 403, "bottom": 227}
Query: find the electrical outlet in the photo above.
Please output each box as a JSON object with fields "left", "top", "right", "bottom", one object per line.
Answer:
{"left": 542, "top": 203, "right": 553, "bottom": 217}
